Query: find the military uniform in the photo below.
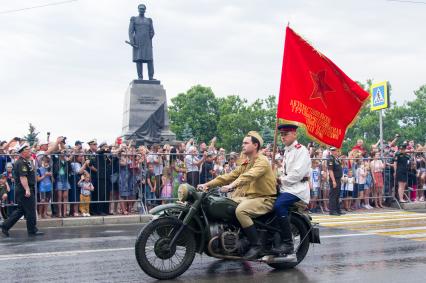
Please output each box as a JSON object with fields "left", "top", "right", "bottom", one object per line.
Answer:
{"left": 206, "top": 153, "right": 276, "bottom": 228}
{"left": 272, "top": 124, "right": 311, "bottom": 255}
{"left": 274, "top": 140, "right": 311, "bottom": 218}
{"left": 2, "top": 156, "right": 38, "bottom": 234}
{"left": 328, "top": 153, "right": 343, "bottom": 214}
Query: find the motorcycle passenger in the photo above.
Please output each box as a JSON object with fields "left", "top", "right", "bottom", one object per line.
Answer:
{"left": 199, "top": 131, "right": 276, "bottom": 259}
{"left": 272, "top": 124, "right": 311, "bottom": 255}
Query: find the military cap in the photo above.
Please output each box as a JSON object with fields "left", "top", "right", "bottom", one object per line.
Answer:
{"left": 17, "top": 143, "right": 30, "bottom": 153}
{"left": 88, "top": 138, "right": 97, "bottom": 145}
{"left": 277, "top": 123, "right": 298, "bottom": 132}
{"left": 247, "top": 131, "right": 264, "bottom": 147}
{"left": 398, "top": 144, "right": 407, "bottom": 150}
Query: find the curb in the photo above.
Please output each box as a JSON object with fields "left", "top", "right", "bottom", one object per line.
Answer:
{"left": 14, "top": 214, "right": 153, "bottom": 228}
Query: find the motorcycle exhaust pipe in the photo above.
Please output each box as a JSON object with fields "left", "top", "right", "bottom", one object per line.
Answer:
{"left": 260, "top": 254, "right": 297, "bottom": 263}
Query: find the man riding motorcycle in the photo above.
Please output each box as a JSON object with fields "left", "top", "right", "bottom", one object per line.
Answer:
{"left": 272, "top": 123, "right": 311, "bottom": 255}
{"left": 198, "top": 131, "right": 276, "bottom": 259}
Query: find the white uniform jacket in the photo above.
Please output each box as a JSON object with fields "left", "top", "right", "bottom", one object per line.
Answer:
{"left": 280, "top": 140, "right": 311, "bottom": 204}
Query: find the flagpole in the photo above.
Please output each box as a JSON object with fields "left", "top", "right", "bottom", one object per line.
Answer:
{"left": 271, "top": 118, "right": 279, "bottom": 170}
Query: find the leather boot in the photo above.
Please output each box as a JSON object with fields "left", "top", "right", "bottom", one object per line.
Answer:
{"left": 243, "top": 225, "right": 262, "bottom": 259}
{"left": 271, "top": 216, "right": 294, "bottom": 255}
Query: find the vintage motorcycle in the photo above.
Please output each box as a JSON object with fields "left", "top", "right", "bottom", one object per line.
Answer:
{"left": 135, "top": 184, "right": 320, "bottom": 280}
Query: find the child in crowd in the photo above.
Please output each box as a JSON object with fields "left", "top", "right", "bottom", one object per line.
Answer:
{"left": 408, "top": 161, "right": 418, "bottom": 202}
{"left": 0, "top": 174, "right": 10, "bottom": 207}
{"left": 146, "top": 164, "right": 156, "bottom": 209}
{"left": 343, "top": 170, "right": 355, "bottom": 211}
{"left": 78, "top": 172, "right": 94, "bottom": 217}
{"left": 37, "top": 156, "right": 53, "bottom": 218}
{"left": 356, "top": 160, "right": 367, "bottom": 209}
{"left": 309, "top": 160, "right": 321, "bottom": 213}
{"left": 363, "top": 159, "right": 374, "bottom": 209}
{"left": 161, "top": 166, "right": 173, "bottom": 204}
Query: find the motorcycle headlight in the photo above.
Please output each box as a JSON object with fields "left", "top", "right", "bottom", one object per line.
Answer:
{"left": 178, "top": 184, "right": 189, "bottom": 202}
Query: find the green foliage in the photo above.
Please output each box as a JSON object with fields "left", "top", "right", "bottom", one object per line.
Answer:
{"left": 169, "top": 83, "right": 426, "bottom": 152}
{"left": 24, "top": 123, "right": 39, "bottom": 146}
{"left": 169, "top": 85, "right": 219, "bottom": 143}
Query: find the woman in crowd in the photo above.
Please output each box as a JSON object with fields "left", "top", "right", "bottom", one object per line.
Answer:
{"left": 363, "top": 158, "right": 374, "bottom": 209}
{"left": 371, "top": 152, "right": 385, "bottom": 208}
{"left": 53, "top": 151, "right": 72, "bottom": 217}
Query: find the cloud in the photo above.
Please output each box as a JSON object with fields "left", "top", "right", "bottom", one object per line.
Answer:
{"left": 0, "top": 0, "right": 424, "bottom": 143}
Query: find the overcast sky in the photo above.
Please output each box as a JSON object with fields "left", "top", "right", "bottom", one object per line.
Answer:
{"left": 1, "top": 0, "right": 425, "bottom": 144}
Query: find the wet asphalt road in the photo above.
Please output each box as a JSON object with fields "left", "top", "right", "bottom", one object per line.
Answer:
{"left": 1, "top": 210, "right": 426, "bottom": 283}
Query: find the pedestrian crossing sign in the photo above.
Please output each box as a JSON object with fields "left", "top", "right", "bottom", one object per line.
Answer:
{"left": 370, "top": 81, "right": 389, "bottom": 111}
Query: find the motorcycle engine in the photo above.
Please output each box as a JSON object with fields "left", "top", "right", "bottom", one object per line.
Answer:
{"left": 210, "top": 223, "right": 241, "bottom": 255}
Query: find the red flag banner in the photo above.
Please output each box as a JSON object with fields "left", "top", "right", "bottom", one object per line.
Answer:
{"left": 277, "top": 27, "right": 370, "bottom": 148}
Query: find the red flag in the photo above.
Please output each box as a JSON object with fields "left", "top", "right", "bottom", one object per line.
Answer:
{"left": 277, "top": 27, "right": 370, "bottom": 148}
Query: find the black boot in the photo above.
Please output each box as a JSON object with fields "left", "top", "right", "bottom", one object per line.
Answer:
{"left": 271, "top": 216, "right": 294, "bottom": 255}
{"left": 243, "top": 225, "right": 262, "bottom": 260}
{"left": 0, "top": 223, "right": 9, "bottom": 237}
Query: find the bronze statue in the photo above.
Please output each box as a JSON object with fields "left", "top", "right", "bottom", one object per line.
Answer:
{"left": 128, "top": 4, "right": 155, "bottom": 80}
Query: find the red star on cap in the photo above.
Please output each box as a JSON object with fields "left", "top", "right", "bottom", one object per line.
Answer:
{"left": 310, "top": 70, "right": 334, "bottom": 108}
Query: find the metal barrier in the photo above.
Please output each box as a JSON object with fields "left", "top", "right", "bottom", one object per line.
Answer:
{"left": 1, "top": 152, "right": 426, "bottom": 219}
{"left": 0, "top": 151, "right": 236, "bottom": 218}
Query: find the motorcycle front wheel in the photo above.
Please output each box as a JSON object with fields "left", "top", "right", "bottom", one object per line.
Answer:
{"left": 135, "top": 217, "right": 196, "bottom": 280}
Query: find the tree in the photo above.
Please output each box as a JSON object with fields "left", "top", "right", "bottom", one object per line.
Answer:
{"left": 168, "top": 85, "right": 219, "bottom": 143}
{"left": 169, "top": 83, "right": 426, "bottom": 152}
{"left": 24, "top": 123, "right": 39, "bottom": 146}
{"left": 181, "top": 124, "right": 193, "bottom": 141}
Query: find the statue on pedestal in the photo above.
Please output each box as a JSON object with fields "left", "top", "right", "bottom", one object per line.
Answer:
{"left": 128, "top": 4, "right": 155, "bottom": 80}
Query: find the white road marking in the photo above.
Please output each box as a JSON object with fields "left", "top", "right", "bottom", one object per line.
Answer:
{"left": 0, "top": 247, "right": 134, "bottom": 261}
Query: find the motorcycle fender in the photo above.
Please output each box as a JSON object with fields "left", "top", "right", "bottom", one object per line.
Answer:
{"left": 149, "top": 203, "right": 206, "bottom": 252}
{"left": 292, "top": 212, "right": 321, "bottom": 244}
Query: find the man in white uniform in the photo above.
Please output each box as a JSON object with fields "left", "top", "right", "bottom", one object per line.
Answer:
{"left": 272, "top": 124, "right": 311, "bottom": 255}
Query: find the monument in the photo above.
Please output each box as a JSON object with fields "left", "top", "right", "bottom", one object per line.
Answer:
{"left": 122, "top": 4, "right": 175, "bottom": 145}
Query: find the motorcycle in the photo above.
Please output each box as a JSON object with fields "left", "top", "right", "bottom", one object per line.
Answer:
{"left": 135, "top": 184, "right": 320, "bottom": 280}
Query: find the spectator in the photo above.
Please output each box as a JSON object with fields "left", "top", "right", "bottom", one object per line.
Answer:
{"left": 415, "top": 153, "right": 426, "bottom": 202}
{"left": 227, "top": 153, "right": 238, "bottom": 171}
{"left": 394, "top": 145, "right": 410, "bottom": 203}
{"left": 344, "top": 170, "right": 355, "bottom": 211}
{"left": 119, "top": 152, "right": 133, "bottom": 215}
{"left": 53, "top": 152, "right": 72, "bottom": 218}
{"left": 36, "top": 156, "right": 53, "bottom": 218}
{"left": 185, "top": 146, "right": 206, "bottom": 187}
{"left": 78, "top": 172, "right": 94, "bottom": 217}
{"left": 352, "top": 139, "right": 366, "bottom": 155}
{"left": 70, "top": 153, "right": 87, "bottom": 216}
{"left": 0, "top": 174, "right": 10, "bottom": 207}
{"left": 200, "top": 152, "right": 215, "bottom": 184}
{"left": 160, "top": 166, "right": 172, "bottom": 203}
{"left": 3, "top": 163, "right": 15, "bottom": 215}
{"left": 363, "top": 159, "right": 373, "bottom": 209}
{"left": 147, "top": 145, "right": 163, "bottom": 203}
{"left": 309, "top": 159, "right": 321, "bottom": 213}
{"left": 371, "top": 152, "right": 385, "bottom": 208}
{"left": 407, "top": 161, "right": 418, "bottom": 202}
{"left": 355, "top": 159, "right": 367, "bottom": 209}
{"left": 145, "top": 163, "right": 156, "bottom": 210}
{"left": 86, "top": 139, "right": 99, "bottom": 215}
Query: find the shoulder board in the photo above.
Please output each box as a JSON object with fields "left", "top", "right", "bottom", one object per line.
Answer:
{"left": 295, "top": 144, "right": 302, "bottom": 149}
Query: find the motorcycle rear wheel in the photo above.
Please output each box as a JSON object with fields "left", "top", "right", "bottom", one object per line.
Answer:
{"left": 267, "top": 215, "right": 309, "bottom": 269}
{"left": 135, "top": 217, "right": 196, "bottom": 280}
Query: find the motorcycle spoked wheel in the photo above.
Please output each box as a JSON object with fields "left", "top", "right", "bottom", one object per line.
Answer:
{"left": 267, "top": 216, "right": 310, "bottom": 270}
{"left": 135, "top": 217, "right": 196, "bottom": 280}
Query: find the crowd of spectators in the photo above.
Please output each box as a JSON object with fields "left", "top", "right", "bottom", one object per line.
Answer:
{"left": 1, "top": 134, "right": 426, "bottom": 219}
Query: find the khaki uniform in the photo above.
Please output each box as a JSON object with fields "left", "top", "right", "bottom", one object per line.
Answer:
{"left": 206, "top": 154, "right": 276, "bottom": 228}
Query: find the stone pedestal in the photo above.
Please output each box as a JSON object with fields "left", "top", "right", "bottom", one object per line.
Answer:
{"left": 122, "top": 80, "right": 176, "bottom": 145}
